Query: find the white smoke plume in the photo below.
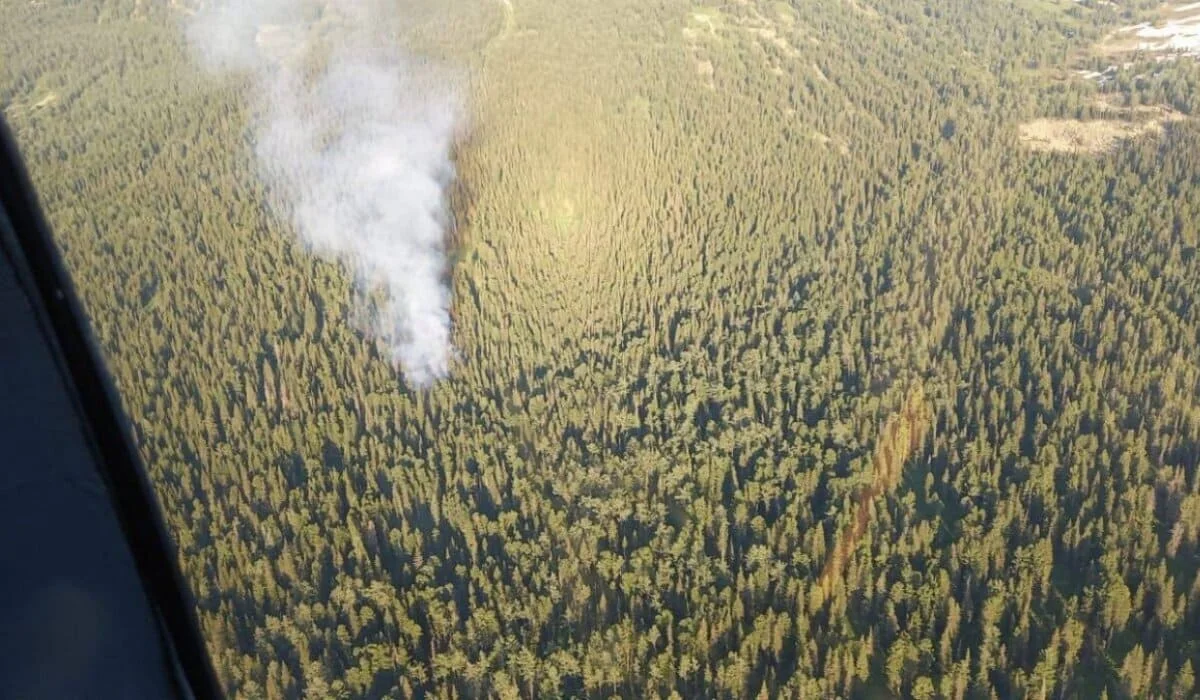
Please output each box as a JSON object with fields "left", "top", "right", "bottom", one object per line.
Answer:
{"left": 186, "top": 0, "right": 463, "bottom": 387}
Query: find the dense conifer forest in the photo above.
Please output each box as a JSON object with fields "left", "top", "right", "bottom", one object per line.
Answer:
{"left": 3, "top": 0, "right": 1200, "bottom": 696}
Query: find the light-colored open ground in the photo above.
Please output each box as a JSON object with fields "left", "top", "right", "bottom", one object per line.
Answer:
{"left": 1030, "top": 1, "right": 1197, "bottom": 149}
{"left": 3, "top": 91, "right": 57, "bottom": 117}
{"left": 1018, "top": 105, "right": 1185, "bottom": 153}
{"left": 30, "top": 92, "right": 57, "bottom": 109}
{"left": 1094, "top": 1, "right": 1200, "bottom": 57}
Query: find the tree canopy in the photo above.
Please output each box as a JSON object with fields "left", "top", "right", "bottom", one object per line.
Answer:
{"left": 2, "top": 0, "right": 1199, "bottom": 696}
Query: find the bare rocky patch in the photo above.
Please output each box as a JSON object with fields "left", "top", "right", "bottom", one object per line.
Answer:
{"left": 1018, "top": 105, "right": 1185, "bottom": 153}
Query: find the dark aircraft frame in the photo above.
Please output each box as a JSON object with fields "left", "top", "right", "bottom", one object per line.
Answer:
{"left": 0, "top": 116, "right": 220, "bottom": 699}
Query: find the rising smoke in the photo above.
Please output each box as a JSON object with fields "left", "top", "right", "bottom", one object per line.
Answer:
{"left": 187, "top": 0, "right": 463, "bottom": 387}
